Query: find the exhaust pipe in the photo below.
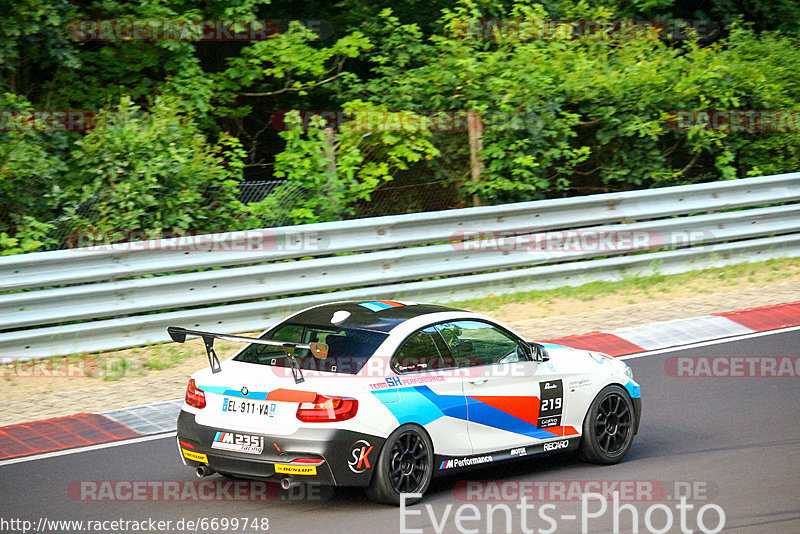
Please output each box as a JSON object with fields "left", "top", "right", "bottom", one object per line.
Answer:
{"left": 195, "top": 465, "right": 215, "bottom": 478}
{"left": 280, "top": 476, "right": 295, "bottom": 490}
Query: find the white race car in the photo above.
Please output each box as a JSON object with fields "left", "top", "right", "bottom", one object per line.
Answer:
{"left": 171, "top": 301, "right": 641, "bottom": 505}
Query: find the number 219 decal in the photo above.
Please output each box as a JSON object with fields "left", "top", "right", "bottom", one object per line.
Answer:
{"left": 538, "top": 380, "right": 564, "bottom": 428}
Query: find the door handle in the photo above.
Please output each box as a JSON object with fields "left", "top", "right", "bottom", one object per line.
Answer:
{"left": 468, "top": 378, "right": 488, "bottom": 385}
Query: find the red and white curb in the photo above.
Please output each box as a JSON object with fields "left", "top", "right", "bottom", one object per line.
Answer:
{"left": 0, "top": 400, "right": 182, "bottom": 462}
{"left": 0, "top": 413, "right": 141, "bottom": 461}
{"left": 1, "top": 301, "right": 798, "bottom": 461}
{"left": 543, "top": 301, "right": 800, "bottom": 356}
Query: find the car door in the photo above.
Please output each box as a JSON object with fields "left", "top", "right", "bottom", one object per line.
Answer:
{"left": 435, "top": 320, "right": 567, "bottom": 454}
{"left": 387, "top": 325, "right": 472, "bottom": 456}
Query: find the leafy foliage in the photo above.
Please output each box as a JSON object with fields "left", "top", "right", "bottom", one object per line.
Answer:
{"left": 53, "top": 96, "right": 246, "bottom": 246}
{"left": 0, "top": 92, "right": 68, "bottom": 234}
{"left": 348, "top": 2, "right": 800, "bottom": 202}
{"left": 0, "top": 217, "right": 56, "bottom": 255}
{"left": 0, "top": 0, "right": 798, "bottom": 254}
{"left": 246, "top": 102, "right": 439, "bottom": 225}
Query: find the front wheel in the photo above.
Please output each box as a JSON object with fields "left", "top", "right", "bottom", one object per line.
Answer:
{"left": 365, "top": 424, "right": 434, "bottom": 505}
{"left": 578, "top": 385, "right": 635, "bottom": 464}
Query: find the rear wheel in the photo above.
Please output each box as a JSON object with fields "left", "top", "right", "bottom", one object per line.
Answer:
{"left": 365, "top": 424, "right": 434, "bottom": 505}
{"left": 578, "top": 385, "right": 635, "bottom": 464}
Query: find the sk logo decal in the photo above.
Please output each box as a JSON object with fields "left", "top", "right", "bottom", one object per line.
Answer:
{"left": 347, "top": 440, "right": 373, "bottom": 473}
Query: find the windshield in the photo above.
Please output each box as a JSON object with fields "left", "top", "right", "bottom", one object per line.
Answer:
{"left": 234, "top": 323, "right": 388, "bottom": 374}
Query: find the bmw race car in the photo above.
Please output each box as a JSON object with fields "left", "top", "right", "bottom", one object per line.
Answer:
{"left": 170, "top": 301, "right": 641, "bottom": 505}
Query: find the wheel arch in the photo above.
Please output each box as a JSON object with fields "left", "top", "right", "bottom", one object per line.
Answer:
{"left": 578, "top": 383, "right": 638, "bottom": 464}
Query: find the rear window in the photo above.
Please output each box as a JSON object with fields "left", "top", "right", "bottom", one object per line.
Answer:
{"left": 234, "top": 323, "right": 388, "bottom": 375}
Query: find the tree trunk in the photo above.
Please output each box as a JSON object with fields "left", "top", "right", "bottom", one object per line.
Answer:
{"left": 468, "top": 111, "right": 484, "bottom": 207}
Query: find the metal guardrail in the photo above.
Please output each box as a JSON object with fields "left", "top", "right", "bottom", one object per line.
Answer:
{"left": 1, "top": 173, "right": 799, "bottom": 358}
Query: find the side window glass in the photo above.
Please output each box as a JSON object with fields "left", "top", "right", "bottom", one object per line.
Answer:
{"left": 391, "top": 327, "right": 445, "bottom": 374}
{"left": 435, "top": 321, "right": 525, "bottom": 367}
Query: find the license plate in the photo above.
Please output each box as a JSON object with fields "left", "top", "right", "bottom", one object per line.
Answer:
{"left": 221, "top": 397, "right": 278, "bottom": 418}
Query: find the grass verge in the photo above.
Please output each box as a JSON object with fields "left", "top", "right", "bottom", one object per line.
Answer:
{"left": 449, "top": 257, "right": 800, "bottom": 315}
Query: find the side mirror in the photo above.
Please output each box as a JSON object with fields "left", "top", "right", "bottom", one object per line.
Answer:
{"left": 529, "top": 342, "right": 550, "bottom": 363}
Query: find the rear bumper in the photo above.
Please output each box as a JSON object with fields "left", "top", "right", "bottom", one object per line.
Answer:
{"left": 177, "top": 410, "right": 384, "bottom": 487}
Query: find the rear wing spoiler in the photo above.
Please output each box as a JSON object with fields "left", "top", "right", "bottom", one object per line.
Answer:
{"left": 167, "top": 326, "right": 328, "bottom": 383}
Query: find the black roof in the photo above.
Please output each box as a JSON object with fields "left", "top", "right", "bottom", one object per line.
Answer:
{"left": 287, "top": 301, "right": 464, "bottom": 333}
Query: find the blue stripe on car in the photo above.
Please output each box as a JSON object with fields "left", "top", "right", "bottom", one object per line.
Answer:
{"left": 463, "top": 396, "right": 562, "bottom": 439}
{"left": 199, "top": 385, "right": 270, "bottom": 400}
{"left": 374, "top": 387, "right": 444, "bottom": 426}
{"left": 374, "top": 386, "right": 560, "bottom": 439}
{"left": 358, "top": 302, "right": 391, "bottom": 312}
{"left": 624, "top": 379, "right": 641, "bottom": 399}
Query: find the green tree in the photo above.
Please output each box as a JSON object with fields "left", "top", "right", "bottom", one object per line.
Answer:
{"left": 246, "top": 102, "right": 439, "bottom": 225}
{"left": 0, "top": 92, "right": 65, "bottom": 249}
{"left": 54, "top": 95, "right": 247, "bottom": 246}
{"left": 213, "top": 20, "right": 372, "bottom": 167}
{"left": 347, "top": 2, "right": 800, "bottom": 203}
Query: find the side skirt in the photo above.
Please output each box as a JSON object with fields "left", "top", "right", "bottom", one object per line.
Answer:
{"left": 433, "top": 437, "right": 581, "bottom": 477}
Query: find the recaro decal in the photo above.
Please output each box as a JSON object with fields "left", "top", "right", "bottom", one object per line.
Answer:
{"left": 543, "top": 440, "right": 570, "bottom": 451}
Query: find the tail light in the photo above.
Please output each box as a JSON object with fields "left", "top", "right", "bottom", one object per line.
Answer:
{"left": 185, "top": 379, "right": 206, "bottom": 409}
{"left": 296, "top": 394, "right": 358, "bottom": 422}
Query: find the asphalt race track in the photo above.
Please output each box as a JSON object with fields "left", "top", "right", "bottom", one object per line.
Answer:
{"left": 1, "top": 328, "right": 798, "bottom": 534}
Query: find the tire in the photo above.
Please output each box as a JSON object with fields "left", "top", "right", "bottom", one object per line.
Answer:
{"left": 365, "top": 424, "right": 434, "bottom": 505}
{"left": 578, "top": 385, "right": 636, "bottom": 464}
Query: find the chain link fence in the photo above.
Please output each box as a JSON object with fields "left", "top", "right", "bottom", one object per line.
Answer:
{"left": 42, "top": 174, "right": 460, "bottom": 250}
